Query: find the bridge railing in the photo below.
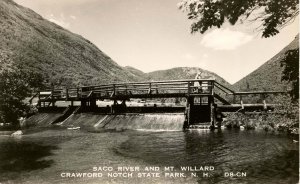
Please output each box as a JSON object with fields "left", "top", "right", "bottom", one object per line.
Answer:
{"left": 36, "top": 79, "right": 215, "bottom": 101}
{"left": 214, "top": 81, "right": 235, "bottom": 94}
{"left": 213, "top": 81, "right": 287, "bottom": 105}
{"left": 34, "top": 79, "right": 288, "bottom": 105}
{"left": 87, "top": 79, "right": 215, "bottom": 97}
{"left": 229, "top": 91, "right": 287, "bottom": 104}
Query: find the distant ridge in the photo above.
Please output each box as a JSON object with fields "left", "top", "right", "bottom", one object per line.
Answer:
{"left": 147, "top": 67, "right": 232, "bottom": 88}
{"left": 125, "top": 66, "right": 232, "bottom": 88}
{"left": 233, "top": 34, "right": 299, "bottom": 91}
{"left": 123, "top": 66, "right": 147, "bottom": 81}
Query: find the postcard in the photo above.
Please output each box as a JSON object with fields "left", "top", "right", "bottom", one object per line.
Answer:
{"left": 0, "top": 0, "right": 299, "bottom": 183}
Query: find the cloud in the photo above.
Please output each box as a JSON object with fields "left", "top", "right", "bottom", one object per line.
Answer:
{"left": 198, "top": 60, "right": 208, "bottom": 68}
{"left": 202, "top": 54, "right": 208, "bottom": 58}
{"left": 200, "top": 28, "right": 253, "bottom": 50}
{"left": 182, "top": 53, "right": 196, "bottom": 60}
{"left": 48, "top": 14, "right": 70, "bottom": 28}
{"left": 70, "top": 15, "right": 77, "bottom": 20}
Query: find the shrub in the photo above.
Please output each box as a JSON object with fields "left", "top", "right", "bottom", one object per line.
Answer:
{"left": 0, "top": 68, "right": 44, "bottom": 128}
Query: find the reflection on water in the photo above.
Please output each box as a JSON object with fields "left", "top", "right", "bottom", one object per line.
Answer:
{"left": 0, "top": 128, "right": 298, "bottom": 184}
{"left": 114, "top": 130, "right": 299, "bottom": 184}
{"left": 0, "top": 141, "right": 56, "bottom": 172}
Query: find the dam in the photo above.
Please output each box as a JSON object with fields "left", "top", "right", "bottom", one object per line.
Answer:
{"left": 29, "top": 79, "right": 286, "bottom": 130}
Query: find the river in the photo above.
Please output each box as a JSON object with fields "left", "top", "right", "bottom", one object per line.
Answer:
{"left": 0, "top": 126, "right": 298, "bottom": 184}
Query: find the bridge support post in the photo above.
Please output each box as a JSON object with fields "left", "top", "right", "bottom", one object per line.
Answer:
{"left": 110, "top": 100, "right": 117, "bottom": 114}
{"left": 214, "top": 105, "right": 223, "bottom": 129}
{"left": 183, "top": 97, "right": 192, "bottom": 129}
{"left": 111, "top": 100, "right": 127, "bottom": 114}
{"left": 110, "top": 106, "right": 114, "bottom": 114}
{"left": 90, "top": 99, "right": 97, "bottom": 108}
{"left": 81, "top": 99, "right": 87, "bottom": 108}
{"left": 121, "top": 100, "right": 127, "bottom": 113}
{"left": 184, "top": 96, "right": 198, "bottom": 129}
{"left": 209, "top": 96, "right": 215, "bottom": 130}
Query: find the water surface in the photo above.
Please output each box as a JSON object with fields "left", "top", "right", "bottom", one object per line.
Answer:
{"left": 0, "top": 126, "right": 298, "bottom": 184}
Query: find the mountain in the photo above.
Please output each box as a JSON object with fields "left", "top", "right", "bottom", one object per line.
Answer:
{"left": 0, "top": 0, "right": 232, "bottom": 89}
{"left": 0, "top": 0, "right": 140, "bottom": 87}
{"left": 147, "top": 67, "right": 232, "bottom": 87}
{"left": 123, "top": 66, "right": 147, "bottom": 81}
{"left": 124, "top": 66, "right": 232, "bottom": 88}
{"left": 233, "top": 35, "right": 299, "bottom": 91}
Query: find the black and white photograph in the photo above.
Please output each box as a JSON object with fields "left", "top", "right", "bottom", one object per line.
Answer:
{"left": 0, "top": 0, "right": 299, "bottom": 183}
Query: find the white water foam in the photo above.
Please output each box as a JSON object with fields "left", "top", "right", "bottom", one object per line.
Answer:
{"left": 96, "top": 113, "right": 185, "bottom": 131}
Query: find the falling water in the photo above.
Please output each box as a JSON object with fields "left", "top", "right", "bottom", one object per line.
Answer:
{"left": 61, "top": 113, "right": 107, "bottom": 128}
{"left": 45, "top": 113, "right": 186, "bottom": 131}
{"left": 96, "top": 113, "right": 185, "bottom": 131}
{"left": 24, "top": 113, "right": 63, "bottom": 127}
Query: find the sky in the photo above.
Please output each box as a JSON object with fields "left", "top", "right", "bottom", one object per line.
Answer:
{"left": 15, "top": 0, "right": 299, "bottom": 84}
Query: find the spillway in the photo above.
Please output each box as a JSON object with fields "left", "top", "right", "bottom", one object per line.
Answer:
{"left": 96, "top": 113, "right": 185, "bottom": 131}
{"left": 24, "top": 112, "right": 185, "bottom": 131}
{"left": 61, "top": 113, "right": 108, "bottom": 128}
{"left": 24, "top": 113, "right": 63, "bottom": 127}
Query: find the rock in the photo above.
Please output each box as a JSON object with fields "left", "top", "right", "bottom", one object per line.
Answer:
{"left": 276, "top": 124, "right": 287, "bottom": 132}
{"left": 244, "top": 120, "right": 256, "bottom": 130}
{"left": 19, "top": 117, "right": 27, "bottom": 127}
{"left": 232, "top": 120, "right": 240, "bottom": 129}
{"left": 11, "top": 130, "right": 23, "bottom": 136}
{"left": 263, "top": 125, "right": 274, "bottom": 132}
{"left": 290, "top": 128, "right": 299, "bottom": 135}
{"left": 224, "top": 121, "right": 232, "bottom": 129}
{"left": 67, "top": 127, "right": 80, "bottom": 130}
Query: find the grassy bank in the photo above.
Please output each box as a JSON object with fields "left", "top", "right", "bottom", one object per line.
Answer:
{"left": 223, "top": 95, "right": 299, "bottom": 134}
{"left": 223, "top": 112, "right": 298, "bottom": 134}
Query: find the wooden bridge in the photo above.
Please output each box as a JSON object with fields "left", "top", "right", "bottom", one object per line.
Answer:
{"left": 31, "top": 79, "right": 286, "bottom": 129}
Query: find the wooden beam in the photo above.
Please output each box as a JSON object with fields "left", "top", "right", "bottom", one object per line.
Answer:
{"left": 230, "top": 91, "right": 287, "bottom": 95}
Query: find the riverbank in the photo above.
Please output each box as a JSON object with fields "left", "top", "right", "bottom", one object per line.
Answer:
{"left": 223, "top": 112, "right": 299, "bottom": 135}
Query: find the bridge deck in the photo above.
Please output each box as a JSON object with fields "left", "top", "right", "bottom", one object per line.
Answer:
{"left": 32, "top": 79, "right": 286, "bottom": 112}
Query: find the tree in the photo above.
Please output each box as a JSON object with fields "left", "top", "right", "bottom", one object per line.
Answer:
{"left": 0, "top": 68, "right": 44, "bottom": 127}
{"left": 280, "top": 48, "right": 299, "bottom": 100}
{"left": 178, "top": 0, "right": 299, "bottom": 37}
